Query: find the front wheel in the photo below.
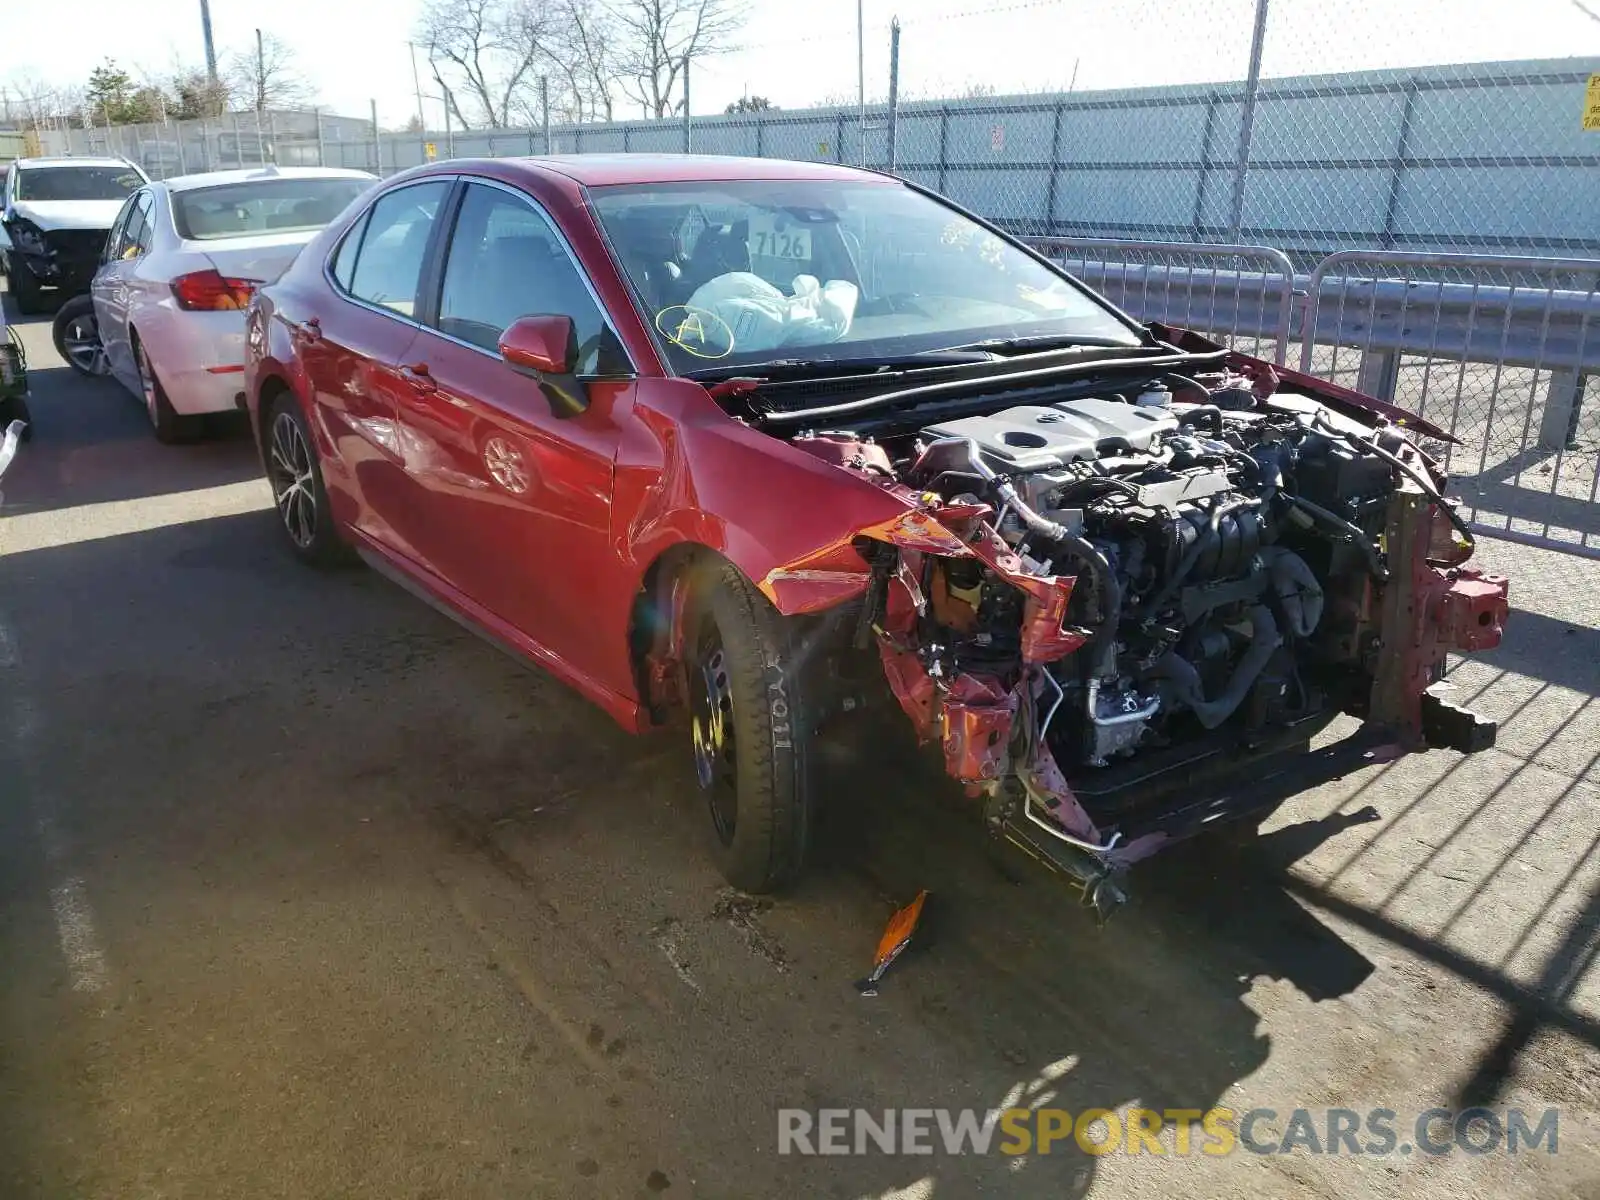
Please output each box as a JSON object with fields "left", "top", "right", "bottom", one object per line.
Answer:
{"left": 52, "top": 295, "right": 109, "bottom": 377}
{"left": 687, "top": 561, "right": 813, "bottom": 893}
{"left": 7, "top": 261, "right": 47, "bottom": 316}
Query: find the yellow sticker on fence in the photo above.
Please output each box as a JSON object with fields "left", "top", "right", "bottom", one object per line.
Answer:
{"left": 1584, "top": 74, "right": 1600, "bottom": 132}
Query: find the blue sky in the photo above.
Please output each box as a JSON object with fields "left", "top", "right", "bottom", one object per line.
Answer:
{"left": 4, "top": 0, "right": 1598, "bottom": 127}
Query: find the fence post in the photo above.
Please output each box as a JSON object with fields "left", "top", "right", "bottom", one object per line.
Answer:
{"left": 314, "top": 107, "right": 325, "bottom": 166}
{"left": 1192, "top": 90, "right": 1221, "bottom": 241}
{"left": 371, "top": 99, "right": 381, "bottom": 174}
{"left": 682, "top": 57, "right": 691, "bottom": 153}
{"left": 886, "top": 18, "right": 901, "bottom": 172}
{"left": 255, "top": 109, "right": 266, "bottom": 164}
{"left": 541, "top": 76, "right": 551, "bottom": 154}
{"left": 176, "top": 121, "right": 188, "bottom": 174}
{"left": 1381, "top": 78, "right": 1419, "bottom": 250}
{"left": 1043, "top": 98, "right": 1065, "bottom": 237}
{"left": 835, "top": 113, "right": 845, "bottom": 164}
{"left": 1227, "top": 0, "right": 1270, "bottom": 242}
{"left": 936, "top": 106, "right": 949, "bottom": 193}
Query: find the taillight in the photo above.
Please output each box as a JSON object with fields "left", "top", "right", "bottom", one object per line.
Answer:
{"left": 171, "top": 269, "right": 260, "bottom": 312}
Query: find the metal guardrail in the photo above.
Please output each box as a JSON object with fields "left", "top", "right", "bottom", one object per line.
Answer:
{"left": 1297, "top": 250, "right": 1599, "bottom": 559}
{"left": 1031, "top": 237, "right": 1297, "bottom": 366}
{"left": 1024, "top": 239, "right": 1600, "bottom": 559}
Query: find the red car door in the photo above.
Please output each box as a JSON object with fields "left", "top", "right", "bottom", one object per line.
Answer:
{"left": 296, "top": 179, "right": 450, "bottom": 555}
{"left": 387, "top": 179, "right": 634, "bottom": 682}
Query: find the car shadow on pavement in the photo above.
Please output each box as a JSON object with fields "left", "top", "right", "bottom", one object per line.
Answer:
{"left": 0, "top": 358, "right": 260, "bottom": 516}
{"left": 792, "top": 716, "right": 1383, "bottom": 1196}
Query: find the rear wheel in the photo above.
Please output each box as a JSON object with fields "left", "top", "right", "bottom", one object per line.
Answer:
{"left": 686, "top": 561, "right": 813, "bottom": 893}
{"left": 52, "top": 296, "right": 110, "bottom": 377}
{"left": 264, "top": 393, "right": 350, "bottom": 567}
{"left": 135, "top": 337, "right": 194, "bottom": 444}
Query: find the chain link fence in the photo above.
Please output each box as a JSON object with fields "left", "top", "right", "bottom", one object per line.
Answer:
{"left": 25, "top": 0, "right": 1600, "bottom": 554}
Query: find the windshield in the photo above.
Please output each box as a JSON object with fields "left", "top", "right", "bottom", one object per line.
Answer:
{"left": 16, "top": 166, "right": 143, "bottom": 202}
{"left": 589, "top": 179, "right": 1139, "bottom": 374}
{"left": 174, "top": 177, "right": 369, "bottom": 241}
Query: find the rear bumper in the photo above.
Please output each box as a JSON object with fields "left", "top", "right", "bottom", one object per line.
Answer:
{"left": 143, "top": 307, "right": 248, "bottom": 415}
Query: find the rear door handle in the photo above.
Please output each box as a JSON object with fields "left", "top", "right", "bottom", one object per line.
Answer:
{"left": 402, "top": 362, "right": 436, "bottom": 392}
{"left": 296, "top": 316, "right": 322, "bottom": 343}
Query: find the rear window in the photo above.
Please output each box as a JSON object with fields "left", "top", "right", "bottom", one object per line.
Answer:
{"left": 174, "top": 178, "right": 369, "bottom": 241}
{"left": 16, "top": 166, "right": 143, "bottom": 202}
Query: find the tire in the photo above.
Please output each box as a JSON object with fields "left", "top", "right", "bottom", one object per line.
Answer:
{"left": 8, "top": 261, "right": 47, "bottom": 316}
{"left": 52, "top": 295, "right": 110, "bottom": 377}
{"left": 133, "top": 336, "right": 196, "bottom": 444}
{"left": 263, "top": 392, "right": 351, "bottom": 567}
{"left": 686, "top": 560, "right": 813, "bottom": 893}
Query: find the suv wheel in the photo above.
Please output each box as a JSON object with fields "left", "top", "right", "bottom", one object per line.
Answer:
{"left": 8, "top": 261, "right": 47, "bottom": 316}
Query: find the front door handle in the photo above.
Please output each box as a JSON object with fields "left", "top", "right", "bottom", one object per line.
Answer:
{"left": 402, "top": 362, "right": 436, "bottom": 392}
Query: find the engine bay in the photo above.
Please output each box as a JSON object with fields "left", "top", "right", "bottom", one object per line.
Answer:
{"left": 765, "top": 350, "right": 1508, "bottom": 914}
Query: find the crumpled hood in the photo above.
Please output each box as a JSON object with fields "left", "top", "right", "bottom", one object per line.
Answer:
{"left": 7, "top": 199, "right": 125, "bottom": 233}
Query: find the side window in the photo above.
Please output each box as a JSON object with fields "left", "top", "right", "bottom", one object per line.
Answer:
{"left": 435, "top": 183, "right": 622, "bottom": 374}
{"left": 330, "top": 210, "right": 369, "bottom": 291}
{"left": 346, "top": 181, "right": 450, "bottom": 316}
{"left": 119, "top": 192, "right": 153, "bottom": 261}
{"left": 103, "top": 195, "right": 138, "bottom": 264}
{"left": 130, "top": 193, "right": 158, "bottom": 255}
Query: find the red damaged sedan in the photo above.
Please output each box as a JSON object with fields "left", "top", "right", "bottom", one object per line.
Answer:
{"left": 244, "top": 155, "right": 1507, "bottom": 914}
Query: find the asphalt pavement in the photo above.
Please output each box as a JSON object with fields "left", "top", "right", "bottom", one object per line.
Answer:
{"left": 1, "top": 290, "right": 1597, "bottom": 1199}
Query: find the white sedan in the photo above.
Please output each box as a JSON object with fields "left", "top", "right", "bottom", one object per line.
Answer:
{"left": 54, "top": 166, "right": 374, "bottom": 441}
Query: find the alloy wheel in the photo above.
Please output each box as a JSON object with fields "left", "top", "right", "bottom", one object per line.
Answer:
{"left": 136, "top": 345, "right": 160, "bottom": 423}
{"left": 690, "top": 633, "right": 738, "bottom": 845}
{"left": 61, "top": 313, "right": 109, "bottom": 376}
{"left": 267, "top": 411, "right": 318, "bottom": 549}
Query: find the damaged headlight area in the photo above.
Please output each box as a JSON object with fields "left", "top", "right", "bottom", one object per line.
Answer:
{"left": 5, "top": 219, "right": 52, "bottom": 260}
{"left": 778, "top": 361, "right": 1507, "bottom": 919}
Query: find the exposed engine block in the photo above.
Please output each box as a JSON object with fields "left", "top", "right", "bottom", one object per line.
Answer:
{"left": 911, "top": 395, "right": 1340, "bottom": 771}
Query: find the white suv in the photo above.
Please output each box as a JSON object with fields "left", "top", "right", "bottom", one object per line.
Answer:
{"left": 2, "top": 157, "right": 148, "bottom": 313}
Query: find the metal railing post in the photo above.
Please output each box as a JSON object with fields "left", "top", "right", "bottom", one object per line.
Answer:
{"left": 1227, "top": 0, "right": 1270, "bottom": 243}
{"left": 886, "top": 18, "right": 901, "bottom": 172}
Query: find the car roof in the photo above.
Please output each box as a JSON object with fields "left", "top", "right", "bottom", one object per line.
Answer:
{"left": 496, "top": 154, "right": 896, "bottom": 187}
{"left": 14, "top": 156, "right": 138, "bottom": 171}
{"left": 159, "top": 166, "right": 377, "bottom": 193}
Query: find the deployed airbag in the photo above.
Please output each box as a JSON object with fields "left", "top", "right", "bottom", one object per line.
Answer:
{"left": 685, "top": 271, "right": 859, "bottom": 354}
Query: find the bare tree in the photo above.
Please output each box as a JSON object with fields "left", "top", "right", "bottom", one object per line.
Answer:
{"left": 224, "top": 31, "right": 313, "bottom": 112}
{"left": 417, "top": 0, "right": 556, "bottom": 129}
{"left": 550, "top": 0, "right": 619, "bottom": 123}
{"left": 3, "top": 71, "right": 78, "bottom": 131}
{"left": 609, "top": 0, "right": 746, "bottom": 119}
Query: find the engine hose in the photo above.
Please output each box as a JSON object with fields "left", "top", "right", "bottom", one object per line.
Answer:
{"left": 1176, "top": 404, "right": 1224, "bottom": 436}
{"left": 1258, "top": 546, "right": 1324, "bottom": 637}
{"left": 1148, "top": 605, "right": 1282, "bottom": 730}
{"left": 1139, "top": 495, "right": 1262, "bottom": 622}
{"left": 1284, "top": 494, "right": 1388, "bottom": 580}
{"left": 914, "top": 437, "right": 1122, "bottom": 671}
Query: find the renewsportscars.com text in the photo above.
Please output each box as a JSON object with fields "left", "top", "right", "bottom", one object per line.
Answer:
{"left": 777, "top": 1106, "right": 1559, "bottom": 1158}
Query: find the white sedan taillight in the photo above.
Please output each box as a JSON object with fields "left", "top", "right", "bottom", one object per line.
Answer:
{"left": 171, "top": 269, "right": 261, "bottom": 312}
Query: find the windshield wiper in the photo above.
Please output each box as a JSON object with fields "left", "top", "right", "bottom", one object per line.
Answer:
{"left": 683, "top": 350, "right": 991, "bottom": 383}
{"left": 947, "top": 333, "right": 1141, "bottom": 353}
